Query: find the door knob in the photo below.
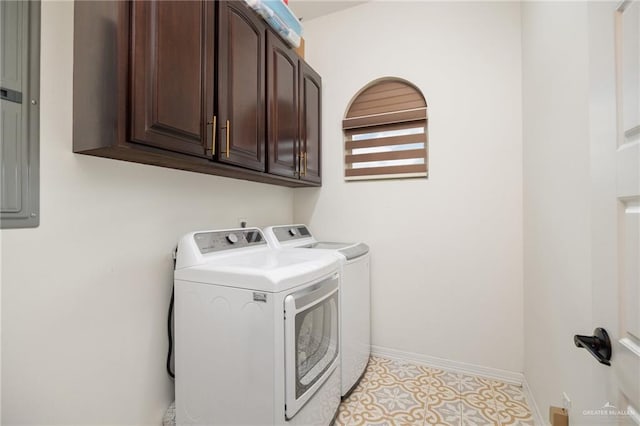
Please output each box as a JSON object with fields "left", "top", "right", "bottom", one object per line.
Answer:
{"left": 574, "top": 327, "right": 612, "bottom": 366}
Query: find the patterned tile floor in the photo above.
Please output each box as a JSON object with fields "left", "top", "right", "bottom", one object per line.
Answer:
{"left": 336, "top": 356, "right": 534, "bottom": 426}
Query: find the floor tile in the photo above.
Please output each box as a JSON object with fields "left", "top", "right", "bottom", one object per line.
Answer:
{"left": 334, "top": 357, "right": 535, "bottom": 426}
{"left": 459, "top": 375, "right": 498, "bottom": 424}
{"left": 460, "top": 399, "right": 498, "bottom": 426}
{"left": 424, "top": 398, "right": 462, "bottom": 425}
{"left": 491, "top": 381, "right": 534, "bottom": 426}
{"left": 349, "top": 377, "right": 427, "bottom": 425}
{"left": 336, "top": 402, "right": 357, "bottom": 426}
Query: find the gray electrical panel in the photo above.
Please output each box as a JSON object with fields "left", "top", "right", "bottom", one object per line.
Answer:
{"left": 1, "top": 0, "right": 40, "bottom": 229}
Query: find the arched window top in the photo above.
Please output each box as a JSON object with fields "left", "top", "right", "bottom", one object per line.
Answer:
{"left": 343, "top": 78, "right": 428, "bottom": 181}
{"left": 345, "top": 78, "right": 427, "bottom": 121}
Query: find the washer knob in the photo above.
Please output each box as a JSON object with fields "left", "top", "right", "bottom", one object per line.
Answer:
{"left": 226, "top": 233, "right": 239, "bottom": 244}
{"left": 289, "top": 228, "right": 298, "bottom": 237}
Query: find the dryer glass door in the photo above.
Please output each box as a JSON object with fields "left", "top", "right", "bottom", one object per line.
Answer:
{"left": 284, "top": 273, "right": 339, "bottom": 419}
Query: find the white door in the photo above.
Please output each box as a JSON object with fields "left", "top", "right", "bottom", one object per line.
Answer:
{"left": 578, "top": 1, "right": 640, "bottom": 424}
{"left": 616, "top": 0, "right": 640, "bottom": 422}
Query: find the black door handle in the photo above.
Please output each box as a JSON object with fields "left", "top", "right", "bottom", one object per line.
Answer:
{"left": 574, "top": 327, "right": 611, "bottom": 366}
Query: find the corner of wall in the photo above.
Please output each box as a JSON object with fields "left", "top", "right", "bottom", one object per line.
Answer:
{"left": 523, "top": 376, "right": 549, "bottom": 426}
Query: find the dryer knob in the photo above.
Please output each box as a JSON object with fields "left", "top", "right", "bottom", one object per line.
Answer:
{"left": 226, "top": 233, "right": 239, "bottom": 244}
{"left": 289, "top": 228, "right": 297, "bottom": 237}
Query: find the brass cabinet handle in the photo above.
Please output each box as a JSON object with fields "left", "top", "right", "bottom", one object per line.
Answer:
{"left": 298, "top": 152, "right": 303, "bottom": 176}
{"left": 300, "top": 152, "right": 306, "bottom": 176}
{"left": 225, "top": 119, "right": 230, "bottom": 158}
{"left": 207, "top": 115, "right": 216, "bottom": 156}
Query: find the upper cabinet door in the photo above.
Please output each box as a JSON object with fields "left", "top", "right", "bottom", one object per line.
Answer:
{"left": 299, "top": 61, "right": 322, "bottom": 183}
{"left": 267, "top": 31, "right": 299, "bottom": 179}
{"left": 129, "top": 1, "right": 214, "bottom": 157}
{"left": 217, "top": 1, "right": 266, "bottom": 171}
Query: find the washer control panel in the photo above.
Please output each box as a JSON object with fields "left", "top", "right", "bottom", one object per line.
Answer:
{"left": 272, "top": 225, "right": 312, "bottom": 242}
{"left": 194, "top": 228, "right": 266, "bottom": 254}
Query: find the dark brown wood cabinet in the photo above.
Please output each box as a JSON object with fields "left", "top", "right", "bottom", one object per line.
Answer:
{"left": 299, "top": 61, "right": 322, "bottom": 183}
{"left": 217, "top": 1, "right": 266, "bottom": 171}
{"left": 73, "top": 0, "right": 321, "bottom": 187}
{"left": 267, "top": 31, "right": 299, "bottom": 178}
{"left": 129, "top": 1, "right": 215, "bottom": 157}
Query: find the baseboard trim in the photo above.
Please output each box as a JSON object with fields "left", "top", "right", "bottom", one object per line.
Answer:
{"left": 522, "top": 376, "right": 548, "bottom": 426}
{"left": 371, "top": 345, "right": 524, "bottom": 385}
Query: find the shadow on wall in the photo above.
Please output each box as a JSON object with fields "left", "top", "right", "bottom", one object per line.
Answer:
{"left": 73, "top": 3, "right": 119, "bottom": 150}
{"left": 293, "top": 187, "right": 321, "bottom": 223}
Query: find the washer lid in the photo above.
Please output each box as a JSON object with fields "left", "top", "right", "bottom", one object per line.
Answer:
{"left": 304, "top": 242, "right": 370, "bottom": 260}
{"left": 262, "top": 224, "right": 369, "bottom": 259}
{"left": 174, "top": 247, "right": 340, "bottom": 292}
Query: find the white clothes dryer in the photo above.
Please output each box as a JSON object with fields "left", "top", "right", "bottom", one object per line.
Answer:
{"left": 263, "top": 224, "right": 371, "bottom": 397}
{"left": 174, "top": 227, "right": 342, "bottom": 425}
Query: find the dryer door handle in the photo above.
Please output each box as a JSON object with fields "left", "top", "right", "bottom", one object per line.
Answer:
{"left": 289, "top": 275, "right": 338, "bottom": 311}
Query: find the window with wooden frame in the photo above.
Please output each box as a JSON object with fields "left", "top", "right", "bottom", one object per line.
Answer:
{"left": 343, "top": 78, "right": 428, "bottom": 181}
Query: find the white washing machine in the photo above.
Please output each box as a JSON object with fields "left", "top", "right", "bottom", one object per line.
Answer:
{"left": 263, "top": 224, "right": 370, "bottom": 397}
{"left": 174, "top": 227, "right": 342, "bottom": 425}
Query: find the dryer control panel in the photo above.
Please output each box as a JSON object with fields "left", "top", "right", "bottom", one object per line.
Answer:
{"left": 194, "top": 228, "right": 266, "bottom": 254}
{"left": 271, "top": 225, "right": 312, "bottom": 242}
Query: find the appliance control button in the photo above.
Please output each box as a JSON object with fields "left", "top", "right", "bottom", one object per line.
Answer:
{"left": 226, "top": 233, "right": 239, "bottom": 244}
{"left": 289, "top": 228, "right": 297, "bottom": 236}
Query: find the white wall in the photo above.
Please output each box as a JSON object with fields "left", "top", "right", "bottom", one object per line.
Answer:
{"left": 0, "top": 2, "right": 293, "bottom": 424}
{"left": 1, "top": 229, "right": 3, "bottom": 424}
{"left": 522, "top": 1, "right": 620, "bottom": 422}
{"left": 522, "top": 2, "right": 592, "bottom": 418}
{"left": 295, "top": 1, "right": 524, "bottom": 373}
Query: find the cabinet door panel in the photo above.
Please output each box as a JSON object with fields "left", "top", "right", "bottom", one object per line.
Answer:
{"left": 130, "top": 1, "right": 213, "bottom": 157}
{"left": 267, "top": 31, "right": 298, "bottom": 178}
{"left": 300, "top": 61, "right": 321, "bottom": 183}
{"left": 218, "top": 1, "right": 265, "bottom": 171}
